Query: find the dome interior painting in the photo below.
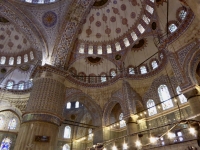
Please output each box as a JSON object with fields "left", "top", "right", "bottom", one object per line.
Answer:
{"left": 1, "top": 0, "right": 200, "bottom": 150}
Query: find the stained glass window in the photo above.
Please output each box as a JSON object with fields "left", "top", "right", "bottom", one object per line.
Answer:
{"left": 64, "top": 126, "right": 71, "bottom": 139}
{"left": 137, "top": 24, "right": 145, "bottom": 34}
{"left": 9, "top": 57, "right": 14, "bottom": 65}
{"left": 115, "top": 42, "right": 121, "bottom": 51}
{"left": 158, "top": 85, "right": 173, "bottom": 110}
{"left": 152, "top": 61, "right": 158, "bottom": 69}
{"left": 176, "top": 86, "right": 187, "bottom": 103}
{"left": 18, "top": 82, "right": 25, "bottom": 90}
{"left": 123, "top": 38, "right": 130, "bottom": 47}
{"left": 129, "top": 67, "right": 135, "bottom": 74}
{"left": 75, "top": 101, "right": 79, "bottom": 108}
{"left": 88, "top": 129, "right": 93, "bottom": 140}
{"left": 62, "top": 144, "right": 70, "bottom": 150}
{"left": 24, "top": 54, "right": 28, "bottom": 62}
{"left": 169, "top": 24, "right": 177, "bottom": 33}
{"left": 0, "top": 56, "right": 6, "bottom": 65}
{"left": 66, "top": 102, "right": 71, "bottom": 109}
{"left": 30, "top": 51, "right": 34, "bottom": 60}
{"left": 179, "top": 10, "right": 187, "bottom": 20}
{"left": 147, "top": 99, "right": 157, "bottom": 116}
{"left": 119, "top": 113, "right": 126, "bottom": 128}
{"left": 6, "top": 81, "right": 14, "bottom": 90}
{"left": 0, "top": 138, "right": 12, "bottom": 150}
{"left": 17, "top": 56, "right": 21, "bottom": 64}
{"left": 101, "top": 74, "right": 106, "bottom": 82}
{"left": 111, "top": 70, "right": 116, "bottom": 78}
{"left": 140, "top": 66, "right": 147, "bottom": 74}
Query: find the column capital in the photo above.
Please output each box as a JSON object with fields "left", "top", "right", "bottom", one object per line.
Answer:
{"left": 126, "top": 114, "right": 139, "bottom": 124}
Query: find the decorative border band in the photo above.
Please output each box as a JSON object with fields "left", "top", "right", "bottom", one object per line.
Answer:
{"left": 22, "top": 113, "right": 61, "bottom": 126}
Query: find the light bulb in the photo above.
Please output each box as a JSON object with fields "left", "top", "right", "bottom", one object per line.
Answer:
{"left": 112, "top": 145, "right": 117, "bottom": 150}
{"left": 103, "top": 148, "right": 107, "bottom": 150}
{"left": 189, "top": 127, "right": 195, "bottom": 135}
{"left": 150, "top": 137, "right": 157, "bottom": 143}
{"left": 135, "top": 140, "right": 141, "bottom": 147}
{"left": 123, "top": 143, "right": 128, "bottom": 149}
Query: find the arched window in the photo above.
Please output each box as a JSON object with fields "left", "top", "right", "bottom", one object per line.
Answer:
{"left": 24, "top": 54, "right": 28, "bottom": 62}
{"left": 9, "top": 57, "right": 14, "bottom": 65}
{"left": 137, "top": 24, "right": 145, "bottom": 34}
{"left": 147, "top": 99, "right": 157, "bottom": 116}
{"left": 64, "top": 126, "right": 71, "bottom": 138}
{"left": 140, "top": 66, "right": 147, "bottom": 74}
{"left": 30, "top": 51, "right": 34, "bottom": 60}
{"left": 119, "top": 113, "right": 126, "bottom": 128}
{"left": 146, "top": 5, "right": 154, "bottom": 14}
{"left": 107, "top": 45, "right": 112, "bottom": 54}
{"left": 123, "top": 38, "right": 130, "bottom": 47}
{"left": 101, "top": 74, "right": 107, "bottom": 82}
{"left": 129, "top": 67, "right": 135, "bottom": 74}
{"left": 79, "top": 44, "right": 84, "bottom": 54}
{"left": 0, "top": 56, "right": 6, "bottom": 65}
{"left": 75, "top": 101, "right": 79, "bottom": 108}
{"left": 17, "top": 56, "right": 21, "bottom": 64}
{"left": 8, "top": 118, "right": 17, "bottom": 130}
{"left": 179, "top": 10, "right": 187, "bottom": 20}
{"left": 63, "top": 144, "right": 70, "bottom": 150}
{"left": 6, "top": 81, "right": 14, "bottom": 90}
{"left": 115, "top": 42, "right": 121, "bottom": 51}
{"left": 66, "top": 102, "right": 71, "bottom": 109}
{"left": 169, "top": 24, "right": 177, "bottom": 33}
{"left": 176, "top": 86, "right": 187, "bottom": 103}
{"left": 97, "top": 46, "right": 102, "bottom": 54}
{"left": 152, "top": 61, "right": 158, "bottom": 69}
{"left": 158, "top": 85, "right": 173, "bottom": 110}
{"left": 18, "top": 82, "right": 25, "bottom": 90}
{"left": 111, "top": 70, "right": 116, "bottom": 78}
{"left": 88, "top": 46, "right": 93, "bottom": 54}
{"left": 0, "top": 138, "right": 12, "bottom": 150}
{"left": 88, "top": 128, "right": 93, "bottom": 140}
{"left": 131, "top": 32, "right": 138, "bottom": 41}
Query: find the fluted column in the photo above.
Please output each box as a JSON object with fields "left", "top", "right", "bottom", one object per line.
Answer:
{"left": 14, "top": 66, "right": 66, "bottom": 150}
{"left": 126, "top": 115, "right": 139, "bottom": 150}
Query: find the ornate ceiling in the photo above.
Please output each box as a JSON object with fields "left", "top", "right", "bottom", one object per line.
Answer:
{"left": 78, "top": 0, "right": 143, "bottom": 43}
{"left": 0, "top": 22, "right": 31, "bottom": 55}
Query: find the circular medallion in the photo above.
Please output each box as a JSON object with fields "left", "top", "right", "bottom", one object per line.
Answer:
{"left": 42, "top": 11, "right": 57, "bottom": 27}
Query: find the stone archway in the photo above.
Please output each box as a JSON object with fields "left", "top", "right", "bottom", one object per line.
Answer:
{"left": 0, "top": 1, "right": 45, "bottom": 60}
{"left": 65, "top": 88, "right": 102, "bottom": 127}
{"left": 182, "top": 41, "right": 200, "bottom": 87}
{"left": 103, "top": 97, "right": 128, "bottom": 126}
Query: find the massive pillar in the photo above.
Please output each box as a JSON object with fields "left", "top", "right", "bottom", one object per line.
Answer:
{"left": 14, "top": 66, "right": 66, "bottom": 150}
{"left": 184, "top": 85, "right": 200, "bottom": 120}
{"left": 126, "top": 115, "right": 139, "bottom": 150}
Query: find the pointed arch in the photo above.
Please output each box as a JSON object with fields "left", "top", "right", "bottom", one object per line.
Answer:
{"left": 65, "top": 88, "right": 102, "bottom": 126}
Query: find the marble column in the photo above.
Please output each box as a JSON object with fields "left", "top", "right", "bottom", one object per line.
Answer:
{"left": 14, "top": 67, "right": 66, "bottom": 150}
{"left": 126, "top": 115, "right": 139, "bottom": 150}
